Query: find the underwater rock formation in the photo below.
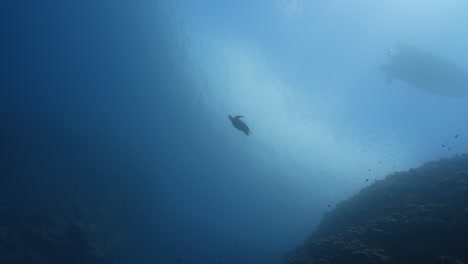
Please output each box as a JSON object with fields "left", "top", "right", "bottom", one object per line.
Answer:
{"left": 286, "top": 154, "right": 468, "bottom": 264}
{"left": 0, "top": 198, "right": 122, "bottom": 264}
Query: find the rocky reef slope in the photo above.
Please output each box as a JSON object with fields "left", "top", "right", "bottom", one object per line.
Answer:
{"left": 286, "top": 154, "right": 468, "bottom": 264}
{"left": 0, "top": 198, "right": 122, "bottom": 264}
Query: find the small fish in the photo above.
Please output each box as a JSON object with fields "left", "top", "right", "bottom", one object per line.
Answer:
{"left": 442, "top": 144, "right": 446, "bottom": 148}
{"left": 366, "top": 179, "right": 369, "bottom": 182}
{"left": 379, "top": 161, "right": 381, "bottom": 164}
{"left": 328, "top": 204, "right": 331, "bottom": 208}
{"left": 455, "top": 134, "right": 459, "bottom": 139}
{"left": 177, "top": 258, "right": 182, "bottom": 263}
{"left": 448, "top": 147, "right": 451, "bottom": 151}
{"left": 368, "top": 169, "right": 371, "bottom": 172}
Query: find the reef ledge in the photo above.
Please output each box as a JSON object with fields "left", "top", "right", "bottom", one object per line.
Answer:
{"left": 286, "top": 154, "right": 468, "bottom": 264}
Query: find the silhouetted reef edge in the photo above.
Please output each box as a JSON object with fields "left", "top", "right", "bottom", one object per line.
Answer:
{"left": 286, "top": 154, "right": 468, "bottom": 264}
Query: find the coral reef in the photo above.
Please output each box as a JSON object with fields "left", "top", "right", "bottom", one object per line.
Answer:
{"left": 286, "top": 154, "right": 468, "bottom": 264}
{"left": 0, "top": 198, "right": 122, "bottom": 264}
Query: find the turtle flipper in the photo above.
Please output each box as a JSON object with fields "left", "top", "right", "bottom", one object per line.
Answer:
{"left": 234, "top": 115, "right": 244, "bottom": 119}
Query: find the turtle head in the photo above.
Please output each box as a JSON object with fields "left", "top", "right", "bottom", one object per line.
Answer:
{"left": 228, "top": 115, "right": 234, "bottom": 121}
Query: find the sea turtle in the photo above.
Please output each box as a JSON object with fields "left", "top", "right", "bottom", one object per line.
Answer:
{"left": 228, "top": 115, "right": 252, "bottom": 136}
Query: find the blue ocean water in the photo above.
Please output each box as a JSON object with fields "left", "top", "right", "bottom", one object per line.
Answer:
{"left": 1, "top": 0, "right": 468, "bottom": 263}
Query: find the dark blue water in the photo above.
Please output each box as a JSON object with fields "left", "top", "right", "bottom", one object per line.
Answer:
{"left": 2, "top": 1, "right": 468, "bottom": 263}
